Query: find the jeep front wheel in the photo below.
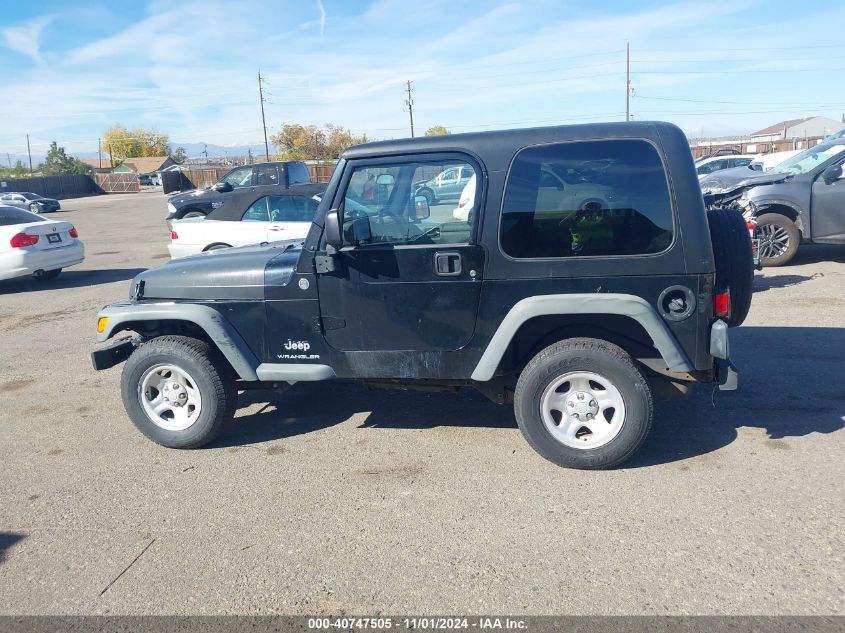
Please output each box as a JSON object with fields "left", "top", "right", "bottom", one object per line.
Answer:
{"left": 121, "top": 336, "right": 236, "bottom": 448}
{"left": 514, "top": 338, "right": 653, "bottom": 470}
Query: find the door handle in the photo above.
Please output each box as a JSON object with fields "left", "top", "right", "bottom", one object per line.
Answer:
{"left": 269, "top": 226, "right": 284, "bottom": 231}
{"left": 434, "top": 251, "right": 462, "bottom": 276}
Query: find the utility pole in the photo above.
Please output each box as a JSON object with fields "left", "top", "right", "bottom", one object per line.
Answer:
{"left": 202, "top": 144, "right": 208, "bottom": 160}
{"left": 108, "top": 143, "right": 114, "bottom": 169}
{"left": 625, "top": 42, "right": 631, "bottom": 122}
{"left": 26, "top": 134, "right": 33, "bottom": 176}
{"left": 6, "top": 153, "right": 11, "bottom": 169}
{"left": 248, "top": 148, "right": 253, "bottom": 164}
{"left": 258, "top": 71, "right": 271, "bottom": 161}
{"left": 98, "top": 138, "right": 102, "bottom": 169}
{"left": 405, "top": 80, "right": 415, "bottom": 138}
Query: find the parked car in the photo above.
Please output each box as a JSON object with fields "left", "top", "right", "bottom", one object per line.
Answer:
{"left": 696, "top": 155, "right": 755, "bottom": 179}
{"left": 0, "top": 205, "right": 84, "bottom": 281}
{"left": 700, "top": 136, "right": 845, "bottom": 266}
{"left": 414, "top": 164, "right": 475, "bottom": 205}
{"left": 168, "top": 184, "right": 325, "bottom": 259}
{"left": 749, "top": 150, "right": 802, "bottom": 171}
{"left": 139, "top": 174, "right": 162, "bottom": 186}
{"left": 165, "top": 160, "right": 312, "bottom": 225}
{"left": 93, "top": 121, "right": 752, "bottom": 470}
{"left": 0, "top": 192, "right": 61, "bottom": 213}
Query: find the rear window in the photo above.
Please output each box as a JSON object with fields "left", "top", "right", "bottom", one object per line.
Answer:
{"left": 0, "top": 206, "right": 45, "bottom": 225}
{"left": 287, "top": 162, "right": 311, "bottom": 185}
{"left": 500, "top": 139, "right": 674, "bottom": 259}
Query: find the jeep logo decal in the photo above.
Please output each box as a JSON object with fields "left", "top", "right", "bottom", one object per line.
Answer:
{"left": 284, "top": 340, "right": 311, "bottom": 352}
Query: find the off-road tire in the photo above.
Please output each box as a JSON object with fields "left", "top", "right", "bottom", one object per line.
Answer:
{"left": 756, "top": 212, "right": 800, "bottom": 267}
{"left": 121, "top": 335, "right": 236, "bottom": 448}
{"left": 514, "top": 338, "right": 653, "bottom": 470}
{"left": 707, "top": 207, "right": 753, "bottom": 327}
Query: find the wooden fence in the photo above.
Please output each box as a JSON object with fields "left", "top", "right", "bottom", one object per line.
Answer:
{"left": 93, "top": 173, "right": 140, "bottom": 193}
{"left": 690, "top": 136, "right": 825, "bottom": 159}
{"left": 0, "top": 174, "right": 98, "bottom": 199}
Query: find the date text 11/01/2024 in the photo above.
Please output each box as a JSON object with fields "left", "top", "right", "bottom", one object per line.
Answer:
{"left": 307, "top": 617, "right": 528, "bottom": 630}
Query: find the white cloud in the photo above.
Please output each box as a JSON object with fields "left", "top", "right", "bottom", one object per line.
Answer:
{"left": 316, "top": 0, "right": 326, "bottom": 36}
{"left": 1, "top": 15, "right": 53, "bottom": 62}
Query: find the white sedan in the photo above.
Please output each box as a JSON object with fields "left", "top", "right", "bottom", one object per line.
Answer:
{"left": 0, "top": 205, "right": 84, "bottom": 282}
{"left": 168, "top": 187, "right": 321, "bottom": 259}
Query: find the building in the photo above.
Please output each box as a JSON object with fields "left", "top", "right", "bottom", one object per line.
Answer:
{"left": 79, "top": 158, "right": 114, "bottom": 174}
{"left": 113, "top": 156, "right": 176, "bottom": 175}
{"left": 689, "top": 115, "right": 845, "bottom": 159}
{"left": 749, "top": 116, "right": 843, "bottom": 142}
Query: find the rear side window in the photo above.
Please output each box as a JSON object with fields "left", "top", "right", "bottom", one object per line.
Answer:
{"left": 0, "top": 206, "right": 45, "bottom": 225}
{"left": 500, "top": 139, "right": 673, "bottom": 259}
{"left": 287, "top": 162, "right": 311, "bottom": 185}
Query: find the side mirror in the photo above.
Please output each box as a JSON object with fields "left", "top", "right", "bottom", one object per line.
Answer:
{"left": 822, "top": 164, "right": 843, "bottom": 184}
{"left": 214, "top": 181, "right": 233, "bottom": 193}
{"left": 413, "top": 195, "right": 431, "bottom": 221}
{"left": 324, "top": 209, "right": 342, "bottom": 248}
{"left": 375, "top": 174, "right": 394, "bottom": 186}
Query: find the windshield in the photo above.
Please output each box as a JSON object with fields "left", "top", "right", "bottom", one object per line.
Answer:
{"left": 0, "top": 206, "right": 46, "bottom": 225}
{"left": 21, "top": 192, "right": 42, "bottom": 200}
{"left": 766, "top": 143, "right": 845, "bottom": 174}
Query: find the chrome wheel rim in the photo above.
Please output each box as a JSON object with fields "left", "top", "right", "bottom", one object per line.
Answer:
{"left": 758, "top": 222, "right": 790, "bottom": 259}
{"left": 138, "top": 364, "right": 202, "bottom": 431}
{"left": 540, "top": 371, "right": 626, "bottom": 449}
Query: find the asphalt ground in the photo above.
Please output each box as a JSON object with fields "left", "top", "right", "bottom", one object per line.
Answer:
{"left": 0, "top": 191, "right": 842, "bottom": 615}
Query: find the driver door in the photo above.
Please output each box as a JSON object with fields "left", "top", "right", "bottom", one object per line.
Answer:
{"left": 316, "top": 154, "right": 484, "bottom": 354}
{"left": 810, "top": 157, "right": 845, "bottom": 242}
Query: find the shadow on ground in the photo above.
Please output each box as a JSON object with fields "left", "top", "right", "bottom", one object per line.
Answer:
{"left": 788, "top": 243, "right": 845, "bottom": 265}
{"left": 213, "top": 327, "right": 844, "bottom": 468}
{"left": 753, "top": 274, "right": 818, "bottom": 292}
{"left": 0, "top": 268, "right": 145, "bottom": 294}
{"left": 0, "top": 533, "right": 26, "bottom": 566}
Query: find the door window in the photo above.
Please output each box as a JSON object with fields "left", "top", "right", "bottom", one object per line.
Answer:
{"left": 222, "top": 166, "right": 253, "bottom": 188}
{"left": 341, "top": 160, "right": 476, "bottom": 246}
{"left": 287, "top": 162, "right": 311, "bottom": 185}
{"left": 500, "top": 139, "right": 674, "bottom": 258}
{"left": 241, "top": 197, "right": 270, "bottom": 222}
{"left": 255, "top": 164, "right": 280, "bottom": 186}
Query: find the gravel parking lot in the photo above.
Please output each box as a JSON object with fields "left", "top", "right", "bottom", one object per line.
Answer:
{"left": 0, "top": 191, "right": 842, "bottom": 615}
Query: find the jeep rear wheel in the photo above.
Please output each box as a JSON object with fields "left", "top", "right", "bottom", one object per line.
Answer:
{"left": 514, "top": 338, "right": 653, "bottom": 470}
{"left": 756, "top": 213, "right": 800, "bottom": 267}
{"left": 121, "top": 335, "right": 236, "bottom": 448}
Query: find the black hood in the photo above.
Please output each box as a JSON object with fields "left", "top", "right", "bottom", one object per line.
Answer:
{"left": 134, "top": 240, "right": 303, "bottom": 301}
{"left": 699, "top": 166, "right": 790, "bottom": 194}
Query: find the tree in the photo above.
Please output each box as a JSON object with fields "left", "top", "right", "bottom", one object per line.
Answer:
{"left": 425, "top": 125, "right": 450, "bottom": 136}
{"left": 103, "top": 125, "right": 171, "bottom": 163}
{"left": 324, "top": 124, "right": 366, "bottom": 159}
{"left": 39, "top": 142, "right": 90, "bottom": 176}
{"left": 271, "top": 123, "right": 367, "bottom": 160}
{"left": 0, "top": 160, "right": 28, "bottom": 179}
{"left": 170, "top": 147, "right": 188, "bottom": 164}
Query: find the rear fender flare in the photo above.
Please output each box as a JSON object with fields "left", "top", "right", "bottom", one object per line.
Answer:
{"left": 471, "top": 293, "right": 694, "bottom": 381}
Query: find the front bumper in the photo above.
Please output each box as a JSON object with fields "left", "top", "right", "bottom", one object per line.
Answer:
{"left": 710, "top": 319, "right": 738, "bottom": 390}
{"left": 91, "top": 335, "right": 139, "bottom": 370}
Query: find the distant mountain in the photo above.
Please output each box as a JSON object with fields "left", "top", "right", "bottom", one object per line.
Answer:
{"left": 172, "top": 142, "right": 276, "bottom": 159}
{"left": 3, "top": 142, "right": 275, "bottom": 168}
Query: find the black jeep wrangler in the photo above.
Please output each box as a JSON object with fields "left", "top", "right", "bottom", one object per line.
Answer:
{"left": 93, "top": 122, "right": 752, "bottom": 469}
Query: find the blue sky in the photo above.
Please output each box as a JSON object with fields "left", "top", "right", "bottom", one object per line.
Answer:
{"left": 1, "top": 0, "right": 844, "bottom": 159}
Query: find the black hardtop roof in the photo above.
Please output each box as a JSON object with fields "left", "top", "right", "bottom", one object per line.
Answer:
{"left": 207, "top": 182, "right": 326, "bottom": 222}
{"left": 342, "top": 121, "right": 687, "bottom": 170}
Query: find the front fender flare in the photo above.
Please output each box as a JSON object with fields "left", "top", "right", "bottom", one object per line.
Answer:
{"left": 470, "top": 293, "right": 694, "bottom": 381}
{"left": 96, "top": 302, "right": 259, "bottom": 380}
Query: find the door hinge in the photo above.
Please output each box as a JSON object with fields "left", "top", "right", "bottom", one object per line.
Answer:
{"left": 314, "top": 253, "right": 338, "bottom": 274}
{"left": 312, "top": 316, "right": 346, "bottom": 332}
